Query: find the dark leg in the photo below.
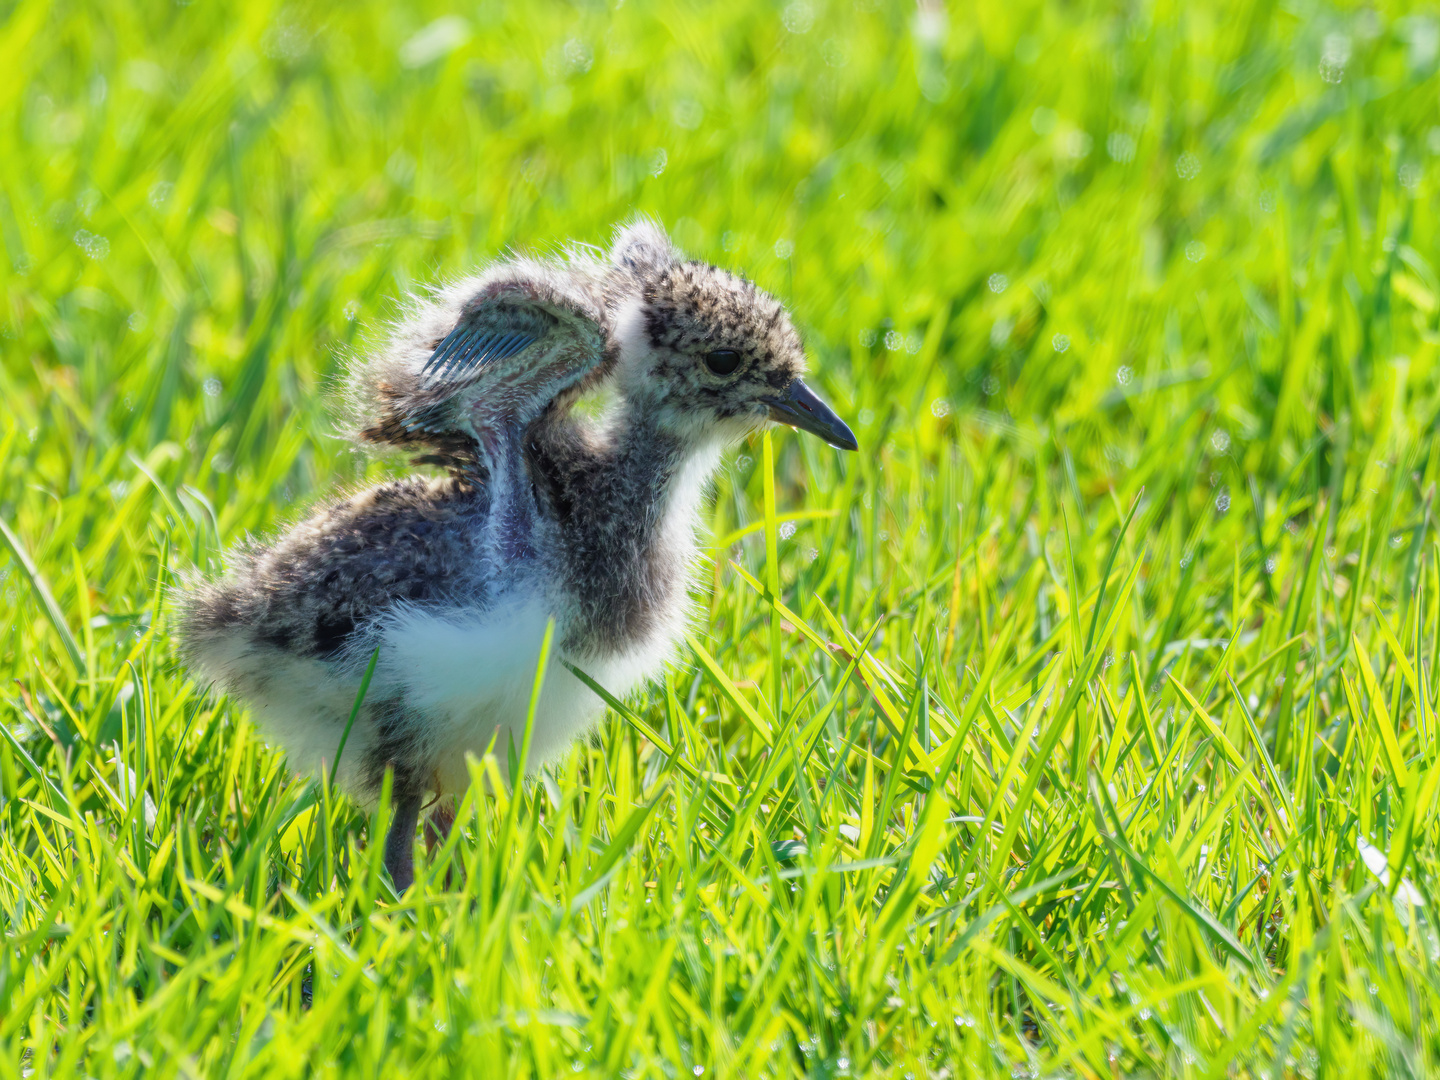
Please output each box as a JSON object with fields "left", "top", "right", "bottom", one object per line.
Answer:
{"left": 425, "top": 798, "right": 455, "bottom": 856}
{"left": 425, "top": 798, "right": 458, "bottom": 889}
{"left": 384, "top": 790, "right": 423, "bottom": 892}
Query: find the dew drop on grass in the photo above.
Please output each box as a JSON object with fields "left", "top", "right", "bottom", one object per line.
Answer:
{"left": 73, "top": 229, "right": 109, "bottom": 260}
{"left": 1107, "top": 132, "right": 1136, "bottom": 163}
{"left": 1052, "top": 333, "right": 1070, "bottom": 353}
{"left": 1116, "top": 365, "right": 1132, "bottom": 385}
{"left": 987, "top": 273, "right": 1008, "bottom": 294}
{"left": 1215, "top": 491, "right": 1231, "bottom": 512}
{"left": 1185, "top": 240, "right": 1206, "bottom": 262}
{"left": 781, "top": 1, "right": 814, "bottom": 33}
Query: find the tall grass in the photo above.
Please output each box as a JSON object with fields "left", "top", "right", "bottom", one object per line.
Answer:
{"left": 3, "top": 0, "right": 1440, "bottom": 1074}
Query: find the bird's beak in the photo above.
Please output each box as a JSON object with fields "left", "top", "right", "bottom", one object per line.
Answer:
{"left": 762, "top": 380, "right": 858, "bottom": 452}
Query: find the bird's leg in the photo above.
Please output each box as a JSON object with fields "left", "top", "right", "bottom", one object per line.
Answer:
{"left": 383, "top": 789, "right": 423, "bottom": 892}
{"left": 424, "top": 797, "right": 456, "bottom": 856}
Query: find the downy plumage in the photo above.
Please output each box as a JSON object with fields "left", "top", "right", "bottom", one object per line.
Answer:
{"left": 177, "top": 220, "right": 857, "bottom": 889}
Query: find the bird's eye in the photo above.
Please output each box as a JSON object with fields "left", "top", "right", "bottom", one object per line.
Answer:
{"left": 704, "top": 349, "right": 742, "bottom": 376}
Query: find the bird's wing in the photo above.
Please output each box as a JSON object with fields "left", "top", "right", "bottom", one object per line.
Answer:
{"left": 354, "top": 257, "right": 610, "bottom": 478}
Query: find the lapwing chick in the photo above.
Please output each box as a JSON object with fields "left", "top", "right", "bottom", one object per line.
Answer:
{"left": 177, "top": 221, "right": 857, "bottom": 891}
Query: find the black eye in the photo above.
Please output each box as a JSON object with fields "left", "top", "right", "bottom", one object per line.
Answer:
{"left": 704, "top": 349, "right": 742, "bottom": 376}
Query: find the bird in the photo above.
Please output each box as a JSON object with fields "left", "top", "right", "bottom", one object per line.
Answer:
{"left": 176, "top": 219, "right": 858, "bottom": 891}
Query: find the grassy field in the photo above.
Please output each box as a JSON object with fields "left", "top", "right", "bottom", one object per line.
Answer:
{"left": 3, "top": 0, "right": 1440, "bottom": 1075}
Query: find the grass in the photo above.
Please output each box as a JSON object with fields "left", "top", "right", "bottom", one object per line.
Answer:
{"left": 2, "top": 0, "right": 1440, "bottom": 1074}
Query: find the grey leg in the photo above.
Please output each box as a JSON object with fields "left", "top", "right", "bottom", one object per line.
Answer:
{"left": 384, "top": 790, "right": 422, "bottom": 892}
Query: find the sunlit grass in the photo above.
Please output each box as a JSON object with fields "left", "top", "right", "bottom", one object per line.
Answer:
{"left": 3, "top": 0, "right": 1440, "bottom": 1075}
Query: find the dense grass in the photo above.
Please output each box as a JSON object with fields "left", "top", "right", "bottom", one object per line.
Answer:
{"left": 3, "top": 0, "right": 1440, "bottom": 1074}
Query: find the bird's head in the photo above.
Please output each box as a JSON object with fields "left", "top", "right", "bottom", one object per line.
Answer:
{"left": 606, "top": 220, "right": 858, "bottom": 453}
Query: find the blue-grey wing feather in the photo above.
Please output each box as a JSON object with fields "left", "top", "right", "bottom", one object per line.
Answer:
{"left": 422, "top": 325, "right": 539, "bottom": 385}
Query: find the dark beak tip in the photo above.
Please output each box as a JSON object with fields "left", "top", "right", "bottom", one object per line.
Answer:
{"left": 767, "top": 380, "right": 859, "bottom": 453}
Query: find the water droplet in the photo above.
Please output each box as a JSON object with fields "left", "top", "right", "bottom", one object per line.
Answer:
{"left": 149, "top": 181, "right": 173, "bottom": 208}
{"left": 1061, "top": 129, "right": 1092, "bottom": 159}
{"left": 1391, "top": 533, "right": 1405, "bottom": 548}
{"left": 781, "top": 1, "right": 814, "bottom": 33}
{"left": 1320, "top": 33, "right": 1350, "bottom": 82}
{"left": 650, "top": 148, "right": 668, "bottom": 177}
{"left": 1215, "top": 491, "right": 1231, "bottom": 513}
{"left": 203, "top": 377, "right": 222, "bottom": 397}
{"left": 127, "top": 312, "right": 146, "bottom": 332}
{"left": 930, "top": 398, "right": 950, "bottom": 418}
{"left": 773, "top": 238, "right": 793, "bottom": 259}
{"left": 73, "top": 229, "right": 109, "bottom": 260}
{"left": 884, "top": 330, "right": 903, "bottom": 351}
{"left": 1399, "top": 163, "right": 1422, "bottom": 190}
{"left": 563, "top": 37, "right": 592, "bottom": 73}
{"left": 1185, "top": 240, "right": 1206, "bottom": 262}
{"left": 987, "top": 272, "right": 1008, "bottom": 294}
{"left": 1107, "top": 132, "right": 1136, "bottom": 163}
{"left": 1115, "top": 365, "right": 1132, "bottom": 385}
{"left": 673, "top": 98, "right": 704, "bottom": 129}
{"left": 982, "top": 375, "right": 999, "bottom": 395}
{"left": 1265, "top": 556, "right": 1277, "bottom": 574}
{"left": 1175, "top": 152, "right": 1201, "bottom": 180}
{"left": 343, "top": 300, "right": 360, "bottom": 321}
{"left": 779, "top": 521, "right": 797, "bottom": 540}
{"left": 859, "top": 328, "right": 876, "bottom": 347}
{"left": 1052, "top": 333, "right": 1071, "bottom": 353}
{"left": 1210, "top": 429, "right": 1230, "bottom": 453}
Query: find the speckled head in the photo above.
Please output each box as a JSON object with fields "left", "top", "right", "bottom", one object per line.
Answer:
{"left": 607, "top": 220, "right": 858, "bottom": 452}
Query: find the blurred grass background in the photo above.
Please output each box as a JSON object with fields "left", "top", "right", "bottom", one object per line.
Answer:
{"left": 3, "top": 0, "right": 1440, "bottom": 1075}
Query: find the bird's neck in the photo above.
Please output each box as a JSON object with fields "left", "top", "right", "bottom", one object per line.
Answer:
{"left": 543, "top": 400, "right": 725, "bottom": 655}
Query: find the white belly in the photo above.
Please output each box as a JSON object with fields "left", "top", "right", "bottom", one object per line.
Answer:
{"left": 380, "top": 594, "right": 671, "bottom": 793}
